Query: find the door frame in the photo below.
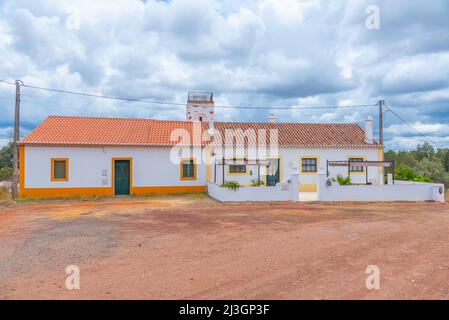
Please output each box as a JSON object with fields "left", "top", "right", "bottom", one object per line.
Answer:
{"left": 112, "top": 157, "right": 133, "bottom": 196}
{"left": 265, "top": 157, "right": 282, "bottom": 186}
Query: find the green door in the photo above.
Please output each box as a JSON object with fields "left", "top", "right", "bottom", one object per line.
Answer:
{"left": 266, "top": 158, "right": 280, "bottom": 186}
{"left": 114, "top": 160, "right": 130, "bottom": 195}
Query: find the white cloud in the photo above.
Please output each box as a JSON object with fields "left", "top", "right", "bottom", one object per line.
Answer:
{"left": 385, "top": 122, "right": 449, "bottom": 136}
{"left": 258, "top": 0, "right": 320, "bottom": 24}
{"left": 0, "top": 0, "right": 449, "bottom": 149}
{"left": 65, "top": 7, "right": 80, "bottom": 30}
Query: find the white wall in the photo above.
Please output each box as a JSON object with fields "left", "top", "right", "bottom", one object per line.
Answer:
{"left": 207, "top": 174, "right": 299, "bottom": 202}
{"left": 24, "top": 146, "right": 206, "bottom": 188}
{"left": 213, "top": 164, "right": 261, "bottom": 185}
{"left": 317, "top": 173, "right": 445, "bottom": 202}
{"left": 212, "top": 147, "right": 381, "bottom": 186}
{"left": 25, "top": 145, "right": 381, "bottom": 190}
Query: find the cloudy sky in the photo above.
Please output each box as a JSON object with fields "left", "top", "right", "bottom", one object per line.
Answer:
{"left": 0, "top": 0, "right": 448, "bottom": 150}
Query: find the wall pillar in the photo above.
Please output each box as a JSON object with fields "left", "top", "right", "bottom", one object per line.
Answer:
{"left": 316, "top": 170, "right": 327, "bottom": 201}
{"left": 432, "top": 185, "right": 445, "bottom": 203}
{"left": 289, "top": 173, "right": 299, "bottom": 201}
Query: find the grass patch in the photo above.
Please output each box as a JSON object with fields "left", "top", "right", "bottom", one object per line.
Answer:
{"left": 0, "top": 187, "right": 11, "bottom": 200}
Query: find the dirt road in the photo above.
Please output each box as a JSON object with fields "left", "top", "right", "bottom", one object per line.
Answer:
{"left": 1, "top": 195, "right": 448, "bottom": 299}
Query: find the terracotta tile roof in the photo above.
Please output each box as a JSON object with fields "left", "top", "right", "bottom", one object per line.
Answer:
{"left": 214, "top": 121, "right": 377, "bottom": 148}
{"left": 21, "top": 116, "right": 208, "bottom": 147}
{"left": 20, "top": 115, "right": 378, "bottom": 148}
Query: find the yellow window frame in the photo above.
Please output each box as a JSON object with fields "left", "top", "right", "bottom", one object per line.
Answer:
{"left": 180, "top": 158, "right": 197, "bottom": 180}
{"left": 51, "top": 158, "right": 69, "bottom": 181}
{"left": 299, "top": 156, "right": 320, "bottom": 174}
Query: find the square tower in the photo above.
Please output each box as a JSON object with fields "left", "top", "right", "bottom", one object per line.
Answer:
{"left": 186, "top": 92, "right": 214, "bottom": 122}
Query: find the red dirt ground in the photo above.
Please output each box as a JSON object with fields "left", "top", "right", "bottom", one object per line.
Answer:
{"left": 1, "top": 195, "right": 449, "bottom": 299}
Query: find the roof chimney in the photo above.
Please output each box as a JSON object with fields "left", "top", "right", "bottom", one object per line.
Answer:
{"left": 268, "top": 113, "right": 276, "bottom": 123}
{"left": 364, "top": 116, "right": 373, "bottom": 144}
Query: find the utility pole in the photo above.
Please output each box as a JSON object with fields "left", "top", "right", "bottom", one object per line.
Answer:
{"left": 378, "top": 99, "right": 385, "bottom": 183}
{"left": 378, "top": 99, "right": 385, "bottom": 146}
{"left": 11, "top": 80, "right": 22, "bottom": 199}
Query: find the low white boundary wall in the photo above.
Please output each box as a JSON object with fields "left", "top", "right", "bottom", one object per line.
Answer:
{"left": 207, "top": 172, "right": 445, "bottom": 203}
{"left": 207, "top": 174, "right": 299, "bottom": 202}
{"left": 317, "top": 173, "right": 445, "bottom": 202}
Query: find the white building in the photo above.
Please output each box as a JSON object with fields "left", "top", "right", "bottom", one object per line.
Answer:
{"left": 18, "top": 93, "right": 384, "bottom": 199}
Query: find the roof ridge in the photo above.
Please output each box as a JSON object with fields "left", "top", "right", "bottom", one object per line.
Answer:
{"left": 45, "top": 115, "right": 359, "bottom": 126}
{"left": 215, "top": 120, "right": 359, "bottom": 125}
{"left": 47, "top": 115, "right": 157, "bottom": 121}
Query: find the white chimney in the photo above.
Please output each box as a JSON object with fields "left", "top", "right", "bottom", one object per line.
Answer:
{"left": 364, "top": 116, "right": 373, "bottom": 144}
{"left": 269, "top": 113, "right": 276, "bottom": 123}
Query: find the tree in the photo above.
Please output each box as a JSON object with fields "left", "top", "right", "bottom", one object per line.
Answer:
{"left": 384, "top": 150, "right": 396, "bottom": 162}
{"left": 385, "top": 150, "right": 418, "bottom": 169}
{"left": 0, "top": 142, "right": 13, "bottom": 169}
{"left": 396, "top": 151, "right": 418, "bottom": 168}
{"left": 435, "top": 148, "right": 449, "bottom": 172}
{"left": 414, "top": 142, "right": 435, "bottom": 161}
{"left": 416, "top": 158, "right": 449, "bottom": 185}
{"left": 0, "top": 167, "right": 12, "bottom": 180}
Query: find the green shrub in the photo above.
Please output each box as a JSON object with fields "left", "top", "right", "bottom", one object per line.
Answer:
{"left": 331, "top": 174, "right": 351, "bottom": 185}
{"left": 395, "top": 165, "right": 431, "bottom": 183}
{"left": 250, "top": 179, "right": 265, "bottom": 186}
{"left": 220, "top": 181, "right": 240, "bottom": 191}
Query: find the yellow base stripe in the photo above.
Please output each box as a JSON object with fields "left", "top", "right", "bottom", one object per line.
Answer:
{"left": 20, "top": 185, "right": 206, "bottom": 199}
{"left": 20, "top": 187, "right": 113, "bottom": 198}
{"left": 132, "top": 186, "right": 206, "bottom": 195}
{"left": 299, "top": 184, "right": 317, "bottom": 192}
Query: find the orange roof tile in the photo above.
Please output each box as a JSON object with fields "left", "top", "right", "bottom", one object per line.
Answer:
{"left": 20, "top": 116, "right": 378, "bottom": 148}
{"left": 215, "top": 121, "right": 377, "bottom": 148}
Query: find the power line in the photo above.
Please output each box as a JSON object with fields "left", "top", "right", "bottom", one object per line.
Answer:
{"left": 0, "top": 79, "right": 377, "bottom": 111}
{"left": 0, "top": 79, "right": 16, "bottom": 85}
{"left": 4, "top": 79, "right": 445, "bottom": 148}
{"left": 385, "top": 105, "right": 441, "bottom": 148}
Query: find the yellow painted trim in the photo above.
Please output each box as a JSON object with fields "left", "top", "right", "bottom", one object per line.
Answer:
{"left": 347, "top": 155, "right": 367, "bottom": 174}
{"left": 378, "top": 146, "right": 384, "bottom": 174}
{"left": 299, "top": 156, "right": 320, "bottom": 175}
{"left": 112, "top": 157, "right": 133, "bottom": 196}
{"left": 51, "top": 158, "right": 69, "bottom": 181}
{"left": 265, "top": 157, "right": 282, "bottom": 186}
{"left": 19, "top": 144, "right": 25, "bottom": 196}
{"left": 180, "top": 157, "right": 197, "bottom": 181}
{"left": 19, "top": 185, "right": 206, "bottom": 199}
{"left": 226, "top": 158, "right": 249, "bottom": 176}
{"left": 20, "top": 187, "right": 113, "bottom": 198}
{"left": 205, "top": 147, "right": 212, "bottom": 183}
{"left": 132, "top": 185, "right": 206, "bottom": 196}
{"left": 299, "top": 184, "right": 317, "bottom": 192}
